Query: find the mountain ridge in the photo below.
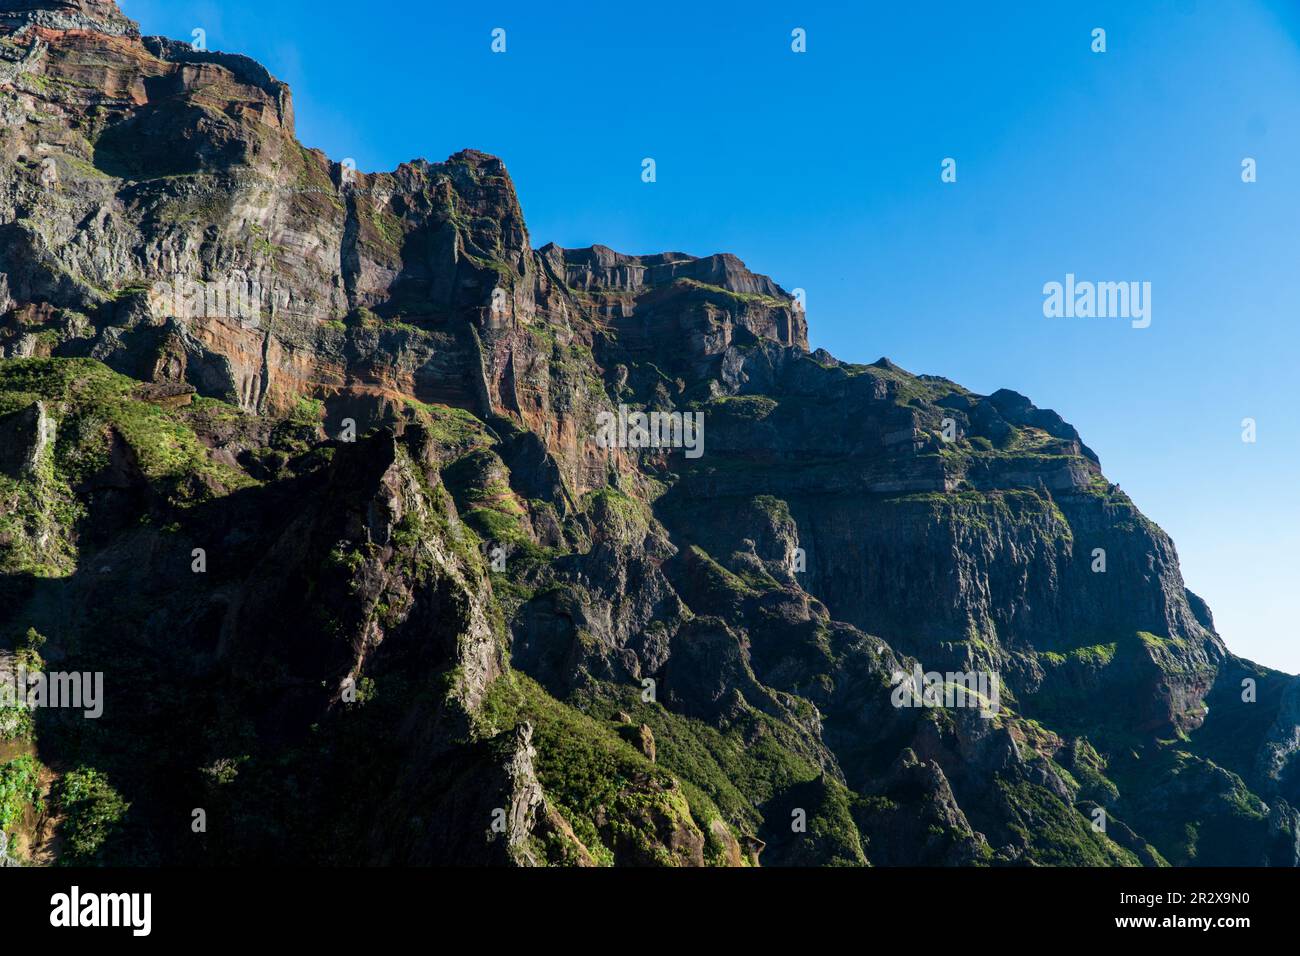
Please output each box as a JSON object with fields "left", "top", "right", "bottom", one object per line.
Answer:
{"left": 0, "top": 0, "right": 1297, "bottom": 868}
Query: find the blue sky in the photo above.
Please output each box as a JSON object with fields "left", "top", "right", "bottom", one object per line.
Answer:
{"left": 118, "top": 0, "right": 1300, "bottom": 672}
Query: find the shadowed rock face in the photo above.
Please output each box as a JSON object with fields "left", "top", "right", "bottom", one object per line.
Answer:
{"left": 0, "top": 1, "right": 1296, "bottom": 868}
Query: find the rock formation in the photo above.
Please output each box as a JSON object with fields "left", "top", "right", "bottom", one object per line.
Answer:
{"left": 0, "top": 0, "right": 1295, "bottom": 866}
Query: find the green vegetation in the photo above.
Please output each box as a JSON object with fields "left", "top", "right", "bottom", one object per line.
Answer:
{"left": 55, "top": 767, "right": 129, "bottom": 864}
{"left": 1038, "top": 642, "right": 1118, "bottom": 671}
{"left": 582, "top": 487, "right": 652, "bottom": 546}
{"left": 0, "top": 358, "right": 253, "bottom": 495}
{"left": 708, "top": 394, "right": 778, "bottom": 421}
{"left": 569, "top": 681, "right": 831, "bottom": 846}
{"left": 462, "top": 506, "right": 528, "bottom": 547}
{"left": 289, "top": 395, "right": 325, "bottom": 427}
{"left": 0, "top": 755, "right": 43, "bottom": 839}
{"left": 838, "top": 360, "right": 966, "bottom": 408}
{"left": 0, "top": 359, "right": 263, "bottom": 575}
{"left": 478, "top": 673, "right": 735, "bottom": 866}
{"left": 749, "top": 494, "right": 792, "bottom": 523}
{"left": 1071, "top": 642, "right": 1119, "bottom": 666}
{"left": 0, "top": 706, "right": 33, "bottom": 743}
{"left": 881, "top": 488, "right": 1073, "bottom": 544}
{"left": 403, "top": 399, "right": 494, "bottom": 457}
{"left": 670, "top": 277, "right": 789, "bottom": 308}
{"left": 0, "top": 461, "right": 80, "bottom": 577}
{"left": 687, "top": 545, "right": 756, "bottom": 600}
{"left": 1105, "top": 748, "right": 1270, "bottom": 866}
{"left": 995, "top": 775, "right": 1140, "bottom": 866}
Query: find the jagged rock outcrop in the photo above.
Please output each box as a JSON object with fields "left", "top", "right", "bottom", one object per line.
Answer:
{"left": 0, "top": 399, "right": 52, "bottom": 476}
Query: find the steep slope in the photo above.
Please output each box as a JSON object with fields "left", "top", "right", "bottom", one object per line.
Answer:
{"left": 0, "top": 0, "right": 1296, "bottom": 867}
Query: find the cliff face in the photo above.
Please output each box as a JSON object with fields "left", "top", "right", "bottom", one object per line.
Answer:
{"left": 0, "top": 0, "right": 1296, "bottom": 867}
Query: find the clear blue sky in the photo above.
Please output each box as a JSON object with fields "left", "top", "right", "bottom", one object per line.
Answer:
{"left": 118, "top": 0, "right": 1300, "bottom": 673}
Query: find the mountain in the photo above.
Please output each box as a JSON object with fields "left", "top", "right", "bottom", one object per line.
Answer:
{"left": 0, "top": 0, "right": 1297, "bottom": 867}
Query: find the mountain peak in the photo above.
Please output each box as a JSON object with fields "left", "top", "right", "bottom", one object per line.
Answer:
{"left": 0, "top": 0, "right": 138, "bottom": 37}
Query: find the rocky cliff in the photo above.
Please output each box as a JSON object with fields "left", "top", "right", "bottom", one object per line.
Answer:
{"left": 0, "top": 0, "right": 1296, "bottom": 867}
